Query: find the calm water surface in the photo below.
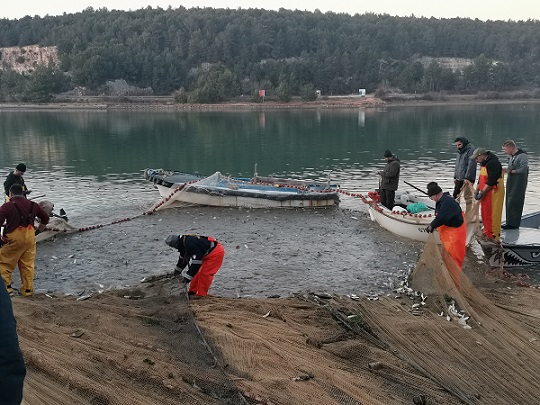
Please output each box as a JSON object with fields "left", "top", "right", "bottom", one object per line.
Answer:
{"left": 1, "top": 104, "right": 539, "bottom": 294}
{"left": 1, "top": 104, "right": 539, "bottom": 217}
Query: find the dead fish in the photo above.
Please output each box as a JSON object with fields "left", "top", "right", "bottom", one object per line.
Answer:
{"left": 293, "top": 373, "right": 314, "bottom": 381}
{"left": 70, "top": 330, "right": 85, "bottom": 338}
{"left": 262, "top": 311, "right": 271, "bottom": 318}
{"left": 76, "top": 294, "right": 92, "bottom": 301}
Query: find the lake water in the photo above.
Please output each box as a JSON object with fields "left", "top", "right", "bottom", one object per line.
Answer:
{"left": 1, "top": 104, "right": 539, "bottom": 296}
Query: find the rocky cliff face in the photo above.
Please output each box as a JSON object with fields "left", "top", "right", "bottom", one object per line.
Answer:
{"left": 0, "top": 45, "right": 59, "bottom": 73}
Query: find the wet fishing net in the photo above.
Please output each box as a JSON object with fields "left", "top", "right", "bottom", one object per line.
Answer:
{"left": 393, "top": 234, "right": 540, "bottom": 404}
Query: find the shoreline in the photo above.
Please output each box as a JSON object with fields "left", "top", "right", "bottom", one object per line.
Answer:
{"left": 3, "top": 95, "right": 540, "bottom": 112}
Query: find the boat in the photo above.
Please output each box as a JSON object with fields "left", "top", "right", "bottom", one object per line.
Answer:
{"left": 362, "top": 190, "right": 478, "bottom": 245}
{"left": 1, "top": 201, "right": 76, "bottom": 243}
{"left": 362, "top": 190, "right": 441, "bottom": 243}
{"left": 144, "top": 169, "right": 340, "bottom": 209}
{"left": 479, "top": 211, "right": 540, "bottom": 267}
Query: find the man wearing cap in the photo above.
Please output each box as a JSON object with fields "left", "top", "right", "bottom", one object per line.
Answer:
{"left": 453, "top": 137, "right": 476, "bottom": 212}
{"left": 425, "top": 182, "right": 466, "bottom": 269}
{"left": 0, "top": 184, "right": 49, "bottom": 297}
{"left": 379, "top": 150, "right": 401, "bottom": 210}
{"left": 4, "top": 164, "right": 30, "bottom": 202}
{"left": 165, "top": 234, "right": 224, "bottom": 297}
{"left": 502, "top": 140, "right": 528, "bottom": 229}
{"left": 471, "top": 147, "right": 504, "bottom": 240}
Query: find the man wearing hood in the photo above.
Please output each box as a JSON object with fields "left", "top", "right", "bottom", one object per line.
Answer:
{"left": 453, "top": 137, "right": 476, "bottom": 212}
{"left": 502, "top": 140, "right": 529, "bottom": 229}
{"left": 165, "top": 234, "right": 224, "bottom": 297}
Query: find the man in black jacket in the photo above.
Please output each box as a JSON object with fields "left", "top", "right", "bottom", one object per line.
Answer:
{"left": 425, "top": 182, "right": 467, "bottom": 269}
{"left": 4, "top": 164, "right": 30, "bottom": 202}
{"left": 379, "top": 150, "right": 401, "bottom": 210}
{"left": 453, "top": 137, "right": 476, "bottom": 212}
{"left": 165, "top": 234, "right": 225, "bottom": 297}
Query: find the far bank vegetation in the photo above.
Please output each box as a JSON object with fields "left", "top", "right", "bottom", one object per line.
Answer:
{"left": 1, "top": 8, "right": 540, "bottom": 103}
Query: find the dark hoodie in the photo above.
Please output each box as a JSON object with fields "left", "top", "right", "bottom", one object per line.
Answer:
{"left": 454, "top": 137, "right": 476, "bottom": 182}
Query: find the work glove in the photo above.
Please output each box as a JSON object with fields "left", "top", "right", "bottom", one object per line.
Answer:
{"left": 425, "top": 225, "right": 434, "bottom": 233}
{"left": 474, "top": 190, "right": 484, "bottom": 201}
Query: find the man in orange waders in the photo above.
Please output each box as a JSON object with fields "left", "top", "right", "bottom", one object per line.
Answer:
{"left": 0, "top": 184, "right": 49, "bottom": 297}
{"left": 165, "top": 234, "right": 224, "bottom": 297}
{"left": 424, "top": 182, "right": 466, "bottom": 269}
{"left": 471, "top": 147, "right": 504, "bottom": 241}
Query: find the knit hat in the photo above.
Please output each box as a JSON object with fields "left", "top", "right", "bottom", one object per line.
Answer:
{"left": 15, "top": 163, "right": 26, "bottom": 172}
{"left": 383, "top": 150, "right": 393, "bottom": 158}
{"left": 470, "top": 147, "right": 487, "bottom": 159}
{"left": 165, "top": 234, "right": 180, "bottom": 248}
{"left": 453, "top": 136, "right": 468, "bottom": 144}
{"left": 426, "top": 182, "right": 443, "bottom": 197}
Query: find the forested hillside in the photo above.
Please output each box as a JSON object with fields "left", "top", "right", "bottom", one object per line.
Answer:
{"left": 0, "top": 7, "right": 540, "bottom": 102}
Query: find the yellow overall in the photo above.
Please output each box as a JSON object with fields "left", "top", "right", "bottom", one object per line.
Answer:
{"left": 0, "top": 225, "right": 37, "bottom": 296}
{"left": 478, "top": 166, "right": 505, "bottom": 240}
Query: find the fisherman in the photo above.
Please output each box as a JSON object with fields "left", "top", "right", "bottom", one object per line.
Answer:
{"left": 165, "top": 234, "right": 225, "bottom": 297}
{"left": 4, "top": 163, "right": 30, "bottom": 202}
{"left": 0, "top": 184, "right": 49, "bottom": 296}
{"left": 471, "top": 147, "right": 505, "bottom": 241}
{"left": 452, "top": 136, "right": 476, "bottom": 212}
{"left": 379, "top": 149, "right": 401, "bottom": 210}
{"left": 424, "top": 182, "right": 466, "bottom": 268}
{"left": 502, "top": 140, "right": 529, "bottom": 229}
{"left": 0, "top": 279, "right": 26, "bottom": 404}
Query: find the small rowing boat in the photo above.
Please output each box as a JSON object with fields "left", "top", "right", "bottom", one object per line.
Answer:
{"left": 144, "top": 169, "right": 340, "bottom": 209}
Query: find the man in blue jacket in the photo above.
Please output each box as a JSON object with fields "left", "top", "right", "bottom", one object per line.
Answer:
{"left": 0, "top": 284, "right": 26, "bottom": 404}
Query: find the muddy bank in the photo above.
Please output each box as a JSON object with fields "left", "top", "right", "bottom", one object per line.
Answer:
{"left": 32, "top": 206, "right": 421, "bottom": 298}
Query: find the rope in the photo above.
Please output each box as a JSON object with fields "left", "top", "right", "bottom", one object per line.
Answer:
{"left": 41, "top": 176, "right": 433, "bottom": 238}
{"left": 182, "top": 288, "right": 250, "bottom": 405}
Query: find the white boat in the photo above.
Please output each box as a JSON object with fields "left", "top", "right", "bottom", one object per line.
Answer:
{"left": 144, "top": 169, "right": 340, "bottom": 209}
{"left": 362, "top": 191, "right": 478, "bottom": 245}
{"left": 479, "top": 211, "right": 540, "bottom": 267}
{"left": 363, "top": 191, "right": 441, "bottom": 243}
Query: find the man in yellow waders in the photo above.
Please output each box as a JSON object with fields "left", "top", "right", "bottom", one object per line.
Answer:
{"left": 0, "top": 184, "right": 49, "bottom": 297}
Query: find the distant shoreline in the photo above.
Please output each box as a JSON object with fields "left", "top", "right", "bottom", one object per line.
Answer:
{"left": 2, "top": 95, "right": 540, "bottom": 111}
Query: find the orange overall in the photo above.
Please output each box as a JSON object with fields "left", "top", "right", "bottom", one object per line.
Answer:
{"left": 478, "top": 166, "right": 505, "bottom": 240}
{"left": 188, "top": 238, "right": 225, "bottom": 297}
{"left": 437, "top": 212, "right": 467, "bottom": 269}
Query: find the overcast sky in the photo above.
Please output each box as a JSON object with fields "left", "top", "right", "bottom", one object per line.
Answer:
{"left": 2, "top": 0, "right": 540, "bottom": 21}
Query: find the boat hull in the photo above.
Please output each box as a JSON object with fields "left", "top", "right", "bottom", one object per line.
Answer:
{"left": 480, "top": 212, "right": 540, "bottom": 267}
{"left": 151, "top": 170, "right": 340, "bottom": 209}
{"left": 367, "top": 204, "right": 441, "bottom": 243}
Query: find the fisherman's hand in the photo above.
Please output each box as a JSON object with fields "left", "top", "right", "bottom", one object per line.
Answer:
{"left": 425, "top": 225, "right": 434, "bottom": 233}
{"left": 474, "top": 190, "right": 484, "bottom": 201}
{"left": 24, "top": 190, "right": 32, "bottom": 195}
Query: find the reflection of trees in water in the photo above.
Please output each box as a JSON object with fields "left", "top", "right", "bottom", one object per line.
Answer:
{"left": 1, "top": 106, "right": 540, "bottom": 179}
